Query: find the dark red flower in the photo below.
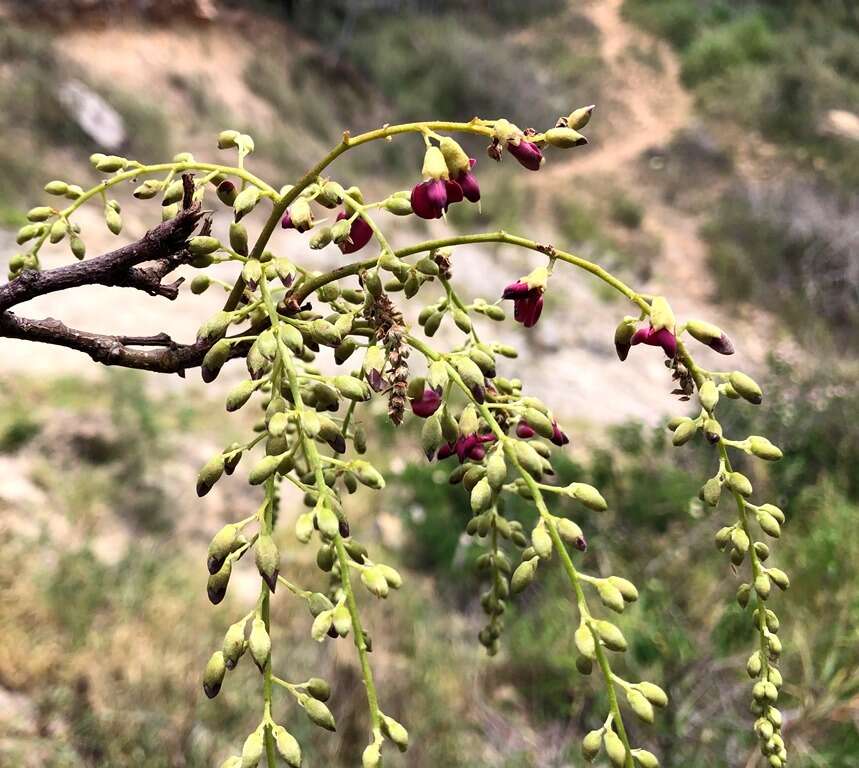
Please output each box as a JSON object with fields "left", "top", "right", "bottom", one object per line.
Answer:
{"left": 454, "top": 158, "right": 480, "bottom": 203}
{"left": 281, "top": 211, "right": 294, "bottom": 229}
{"left": 516, "top": 422, "right": 536, "bottom": 439}
{"left": 502, "top": 280, "right": 544, "bottom": 328}
{"left": 437, "top": 433, "right": 497, "bottom": 463}
{"left": 409, "top": 388, "right": 442, "bottom": 418}
{"left": 336, "top": 211, "right": 373, "bottom": 254}
{"left": 507, "top": 139, "right": 544, "bottom": 171}
{"left": 630, "top": 326, "right": 677, "bottom": 358}
{"left": 410, "top": 178, "right": 464, "bottom": 220}
{"left": 550, "top": 420, "right": 570, "bottom": 447}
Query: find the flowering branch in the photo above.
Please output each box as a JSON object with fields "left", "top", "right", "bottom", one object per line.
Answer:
{"left": 3, "top": 105, "right": 787, "bottom": 768}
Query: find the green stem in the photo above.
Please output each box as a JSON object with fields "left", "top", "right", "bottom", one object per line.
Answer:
{"left": 261, "top": 478, "right": 278, "bottom": 768}
{"left": 272, "top": 295, "right": 383, "bottom": 737}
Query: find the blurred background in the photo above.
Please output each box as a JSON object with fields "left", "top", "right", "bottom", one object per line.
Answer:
{"left": 0, "top": 1, "right": 857, "bottom": 766}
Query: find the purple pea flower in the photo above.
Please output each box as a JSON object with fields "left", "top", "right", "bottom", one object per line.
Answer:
{"left": 630, "top": 325, "right": 678, "bottom": 359}
{"left": 409, "top": 388, "right": 442, "bottom": 418}
{"left": 410, "top": 178, "right": 464, "bottom": 220}
{"left": 507, "top": 138, "right": 544, "bottom": 171}
{"left": 502, "top": 280, "right": 544, "bottom": 328}
{"left": 454, "top": 158, "right": 480, "bottom": 203}
{"left": 335, "top": 211, "right": 373, "bottom": 254}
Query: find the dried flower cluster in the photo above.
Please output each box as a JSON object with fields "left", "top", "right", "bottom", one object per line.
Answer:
{"left": 3, "top": 107, "right": 789, "bottom": 768}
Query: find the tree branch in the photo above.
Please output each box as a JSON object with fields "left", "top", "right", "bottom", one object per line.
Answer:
{"left": 0, "top": 174, "right": 230, "bottom": 376}
{"left": 0, "top": 177, "right": 205, "bottom": 312}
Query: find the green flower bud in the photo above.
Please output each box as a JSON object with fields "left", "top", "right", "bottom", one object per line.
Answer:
{"left": 302, "top": 696, "right": 336, "bottom": 731}
{"left": 582, "top": 729, "right": 602, "bottom": 761}
{"left": 311, "top": 610, "right": 333, "bottom": 641}
{"left": 383, "top": 714, "right": 409, "bottom": 752}
{"left": 353, "top": 460, "right": 385, "bottom": 489}
{"left": 95, "top": 155, "right": 127, "bottom": 172}
{"left": 206, "top": 522, "right": 238, "bottom": 578}
{"left": 471, "top": 477, "right": 493, "bottom": 513}
{"left": 44, "top": 180, "right": 68, "bottom": 195}
{"left": 362, "top": 742, "right": 381, "bottom": 768}
{"left": 203, "top": 651, "right": 226, "bottom": 698}
{"left": 574, "top": 624, "right": 596, "bottom": 659}
{"left": 748, "top": 436, "right": 783, "bottom": 461}
{"left": 241, "top": 729, "right": 264, "bottom": 768}
{"left": 633, "top": 748, "right": 660, "bottom": 768}
{"left": 223, "top": 620, "right": 246, "bottom": 669}
{"left": 421, "top": 414, "right": 443, "bottom": 460}
{"left": 242, "top": 259, "right": 262, "bottom": 290}
{"left": 731, "top": 527, "right": 750, "bottom": 554}
{"left": 566, "top": 104, "right": 595, "bottom": 129}
{"left": 233, "top": 187, "right": 261, "bottom": 221}
{"left": 218, "top": 129, "right": 240, "bottom": 149}
{"left": 557, "top": 518, "right": 586, "bottom": 549}
{"left": 197, "top": 453, "right": 225, "bottom": 498}
{"left": 249, "top": 455, "right": 281, "bottom": 485}
{"left": 197, "top": 310, "right": 233, "bottom": 342}
{"left": 730, "top": 371, "right": 763, "bottom": 404}
{"left": 702, "top": 477, "right": 722, "bottom": 507}
{"left": 531, "top": 523, "right": 553, "bottom": 559}
{"left": 703, "top": 417, "right": 722, "bottom": 444}
{"left": 486, "top": 450, "right": 507, "bottom": 490}
{"left": 207, "top": 559, "right": 232, "bottom": 605}
{"left": 726, "top": 471, "right": 753, "bottom": 497}
{"left": 699, "top": 379, "right": 719, "bottom": 412}
{"left": 331, "top": 603, "right": 351, "bottom": 636}
{"left": 361, "top": 566, "right": 390, "bottom": 598}
{"left": 598, "top": 581, "right": 626, "bottom": 613}
{"left": 273, "top": 725, "right": 301, "bottom": 767}
{"left": 101, "top": 204, "right": 121, "bottom": 235}
{"left": 307, "top": 677, "right": 331, "bottom": 701}
{"left": 754, "top": 573, "right": 771, "bottom": 600}
{"left": 768, "top": 568, "right": 789, "bottom": 590}
{"left": 595, "top": 620, "right": 627, "bottom": 652}
{"left": 248, "top": 617, "right": 271, "bottom": 671}
{"left": 514, "top": 440, "right": 544, "bottom": 477}
{"left": 511, "top": 557, "right": 539, "bottom": 593}
{"left": 568, "top": 483, "right": 608, "bottom": 511}
{"left": 333, "top": 375, "right": 370, "bottom": 402}
{"left": 544, "top": 126, "right": 588, "bottom": 148}
{"left": 315, "top": 504, "right": 339, "bottom": 539}
{"left": 48, "top": 218, "right": 67, "bottom": 243}
{"left": 189, "top": 236, "right": 221, "bottom": 256}
{"left": 757, "top": 509, "right": 781, "bottom": 538}
{"left": 604, "top": 730, "right": 628, "bottom": 768}
{"left": 672, "top": 419, "right": 698, "bottom": 446}
{"left": 16, "top": 223, "right": 42, "bottom": 244}
{"left": 637, "top": 681, "right": 668, "bottom": 708}
{"left": 627, "top": 688, "right": 654, "bottom": 723}
{"left": 309, "top": 318, "right": 342, "bottom": 346}
{"left": 225, "top": 379, "right": 256, "bottom": 412}
{"left": 255, "top": 534, "right": 280, "bottom": 591}
{"left": 736, "top": 582, "right": 751, "bottom": 608}
{"left": 747, "top": 651, "right": 763, "bottom": 678}
{"left": 377, "top": 563, "right": 403, "bottom": 590}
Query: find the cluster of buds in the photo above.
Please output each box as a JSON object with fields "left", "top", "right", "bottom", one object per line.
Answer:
{"left": 665, "top": 327, "right": 789, "bottom": 764}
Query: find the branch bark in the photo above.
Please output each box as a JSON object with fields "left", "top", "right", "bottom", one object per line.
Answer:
{"left": 0, "top": 175, "right": 229, "bottom": 376}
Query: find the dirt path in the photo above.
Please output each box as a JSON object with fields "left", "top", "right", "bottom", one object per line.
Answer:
{"left": 547, "top": 0, "right": 692, "bottom": 179}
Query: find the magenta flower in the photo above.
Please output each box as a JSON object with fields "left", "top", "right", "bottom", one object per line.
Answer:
{"left": 507, "top": 139, "right": 544, "bottom": 171}
{"left": 336, "top": 211, "right": 373, "bottom": 254}
{"left": 550, "top": 420, "right": 570, "bottom": 447}
{"left": 281, "top": 211, "right": 294, "bottom": 229}
{"left": 516, "top": 422, "right": 536, "bottom": 439}
{"left": 502, "top": 280, "right": 544, "bottom": 328}
{"left": 437, "top": 433, "right": 497, "bottom": 463}
{"left": 410, "top": 178, "right": 464, "bottom": 219}
{"left": 630, "top": 326, "right": 677, "bottom": 358}
{"left": 410, "top": 387, "right": 442, "bottom": 418}
{"left": 454, "top": 158, "right": 480, "bottom": 203}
